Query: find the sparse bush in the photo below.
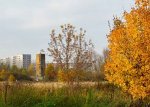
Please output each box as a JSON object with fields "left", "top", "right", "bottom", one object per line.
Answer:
{"left": 8, "top": 74, "right": 16, "bottom": 82}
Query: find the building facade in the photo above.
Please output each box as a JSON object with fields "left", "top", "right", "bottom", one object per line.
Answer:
{"left": 36, "top": 53, "right": 45, "bottom": 80}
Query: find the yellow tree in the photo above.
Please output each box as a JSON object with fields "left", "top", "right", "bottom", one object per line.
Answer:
{"left": 105, "top": 0, "right": 150, "bottom": 100}
{"left": 28, "top": 64, "right": 35, "bottom": 76}
{"left": 8, "top": 74, "right": 16, "bottom": 82}
{"left": 57, "top": 68, "right": 65, "bottom": 82}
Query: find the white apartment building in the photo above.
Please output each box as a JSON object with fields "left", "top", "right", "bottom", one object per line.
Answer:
{"left": 0, "top": 57, "right": 11, "bottom": 67}
{"left": 0, "top": 54, "right": 31, "bottom": 69}
{"left": 11, "top": 54, "right": 31, "bottom": 69}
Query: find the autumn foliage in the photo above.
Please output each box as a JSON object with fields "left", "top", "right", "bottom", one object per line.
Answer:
{"left": 8, "top": 74, "right": 16, "bottom": 82}
{"left": 105, "top": 0, "right": 150, "bottom": 100}
{"left": 57, "top": 69, "right": 76, "bottom": 82}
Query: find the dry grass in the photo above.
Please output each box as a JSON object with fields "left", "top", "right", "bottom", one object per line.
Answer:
{"left": 0, "top": 81, "right": 98, "bottom": 89}
{"left": 0, "top": 81, "right": 148, "bottom": 107}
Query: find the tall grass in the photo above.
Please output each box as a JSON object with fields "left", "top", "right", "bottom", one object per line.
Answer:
{"left": 0, "top": 82, "right": 139, "bottom": 107}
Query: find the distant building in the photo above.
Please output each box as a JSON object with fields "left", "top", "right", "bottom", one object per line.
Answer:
{"left": 0, "top": 54, "right": 31, "bottom": 69}
{"left": 0, "top": 57, "right": 11, "bottom": 67}
{"left": 10, "top": 56, "right": 16, "bottom": 67}
{"left": 16, "top": 54, "right": 31, "bottom": 69}
{"left": 36, "top": 53, "right": 45, "bottom": 80}
{"left": 5, "top": 57, "right": 11, "bottom": 67}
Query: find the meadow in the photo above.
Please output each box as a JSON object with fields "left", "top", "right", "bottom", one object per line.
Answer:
{"left": 0, "top": 81, "right": 134, "bottom": 107}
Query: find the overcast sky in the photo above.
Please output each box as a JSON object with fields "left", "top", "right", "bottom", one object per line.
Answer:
{"left": 0, "top": 0, "right": 134, "bottom": 60}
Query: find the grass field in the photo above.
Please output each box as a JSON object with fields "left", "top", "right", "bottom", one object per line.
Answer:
{"left": 0, "top": 81, "right": 149, "bottom": 107}
{"left": 0, "top": 82, "right": 130, "bottom": 107}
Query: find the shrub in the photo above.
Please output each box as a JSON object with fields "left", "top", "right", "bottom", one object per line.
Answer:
{"left": 8, "top": 74, "right": 16, "bottom": 82}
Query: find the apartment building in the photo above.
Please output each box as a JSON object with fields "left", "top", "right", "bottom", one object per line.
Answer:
{"left": 0, "top": 57, "right": 11, "bottom": 67}
{"left": 0, "top": 54, "right": 31, "bottom": 69}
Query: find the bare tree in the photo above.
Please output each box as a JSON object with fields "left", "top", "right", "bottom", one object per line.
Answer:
{"left": 48, "top": 24, "right": 94, "bottom": 72}
{"left": 92, "top": 48, "right": 109, "bottom": 81}
{"left": 102, "top": 48, "right": 109, "bottom": 62}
